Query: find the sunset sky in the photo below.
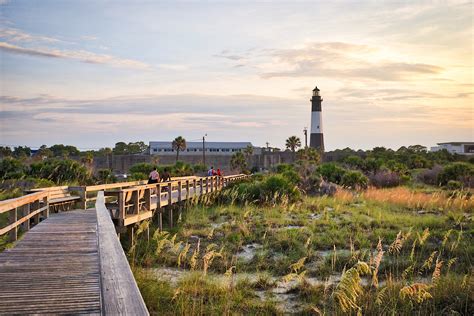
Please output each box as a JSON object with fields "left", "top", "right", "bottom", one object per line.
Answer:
{"left": 0, "top": 0, "right": 472, "bottom": 150}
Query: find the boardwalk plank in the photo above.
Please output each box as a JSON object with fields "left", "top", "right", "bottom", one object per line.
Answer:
{"left": 0, "top": 210, "right": 102, "bottom": 315}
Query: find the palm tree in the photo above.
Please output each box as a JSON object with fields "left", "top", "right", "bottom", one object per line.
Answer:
{"left": 230, "top": 152, "right": 247, "bottom": 173}
{"left": 172, "top": 136, "right": 187, "bottom": 162}
{"left": 243, "top": 145, "right": 253, "bottom": 165}
{"left": 286, "top": 136, "right": 301, "bottom": 153}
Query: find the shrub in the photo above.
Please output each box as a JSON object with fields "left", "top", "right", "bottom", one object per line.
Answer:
{"left": 0, "top": 157, "right": 25, "bottom": 179}
{"left": 343, "top": 155, "right": 364, "bottom": 169}
{"left": 275, "top": 163, "right": 294, "bottom": 173}
{"left": 446, "top": 180, "right": 463, "bottom": 190}
{"left": 129, "top": 163, "right": 155, "bottom": 175}
{"left": 341, "top": 170, "right": 368, "bottom": 189}
{"left": 369, "top": 171, "right": 401, "bottom": 188}
{"left": 97, "top": 169, "right": 115, "bottom": 184}
{"left": 317, "top": 163, "right": 347, "bottom": 184}
{"left": 280, "top": 169, "right": 301, "bottom": 185}
{"left": 29, "top": 159, "right": 89, "bottom": 184}
{"left": 437, "top": 162, "right": 474, "bottom": 187}
{"left": 130, "top": 172, "right": 147, "bottom": 181}
{"left": 416, "top": 165, "right": 443, "bottom": 186}
{"left": 226, "top": 174, "right": 300, "bottom": 204}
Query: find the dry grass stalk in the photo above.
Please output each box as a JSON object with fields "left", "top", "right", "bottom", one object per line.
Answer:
{"left": 361, "top": 187, "right": 473, "bottom": 212}
{"left": 399, "top": 283, "right": 433, "bottom": 303}
{"left": 432, "top": 258, "right": 443, "bottom": 283}
{"left": 372, "top": 238, "right": 384, "bottom": 287}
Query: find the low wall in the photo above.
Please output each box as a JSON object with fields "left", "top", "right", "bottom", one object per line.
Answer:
{"left": 90, "top": 152, "right": 297, "bottom": 174}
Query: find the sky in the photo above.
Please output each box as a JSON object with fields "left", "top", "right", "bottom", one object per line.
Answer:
{"left": 0, "top": 0, "right": 472, "bottom": 151}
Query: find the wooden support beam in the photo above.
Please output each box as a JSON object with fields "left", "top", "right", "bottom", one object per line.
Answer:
{"left": 186, "top": 180, "right": 190, "bottom": 200}
{"left": 78, "top": 188, "right": 87, "bottom": 210}
{"left": 144, "top": 188, "right": 151, "bottom": 212}
{"left": 8, "top": 208, "right": 18, "bottom": 242}
{"left": 168, "top": 208, "right": 173, "bottom": 229}
{"left": 168, "top": 183, "right": 172, "bottom": 205}
{"left": 178, "top": 181, "right": 182, "bottom": 203}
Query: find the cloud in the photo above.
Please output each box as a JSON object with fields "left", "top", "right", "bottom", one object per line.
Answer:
{"left": 0, "top": 42, "right": 151, "bottom": 70}
{"left": 0, "top": 27, "right": 60, "bottom": 43}
{"left": 213, "top": 50, "right": 246, "bottom": 61}
{"left": 80, "top": 35, "right": 99, "bottom": 41}
{"left": 258, "top": 42, "right": 443, "bottom": 81}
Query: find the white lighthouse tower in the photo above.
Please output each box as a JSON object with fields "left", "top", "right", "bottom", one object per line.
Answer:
{"left": 310, "top": 86, "right": 324, "bottom": 151}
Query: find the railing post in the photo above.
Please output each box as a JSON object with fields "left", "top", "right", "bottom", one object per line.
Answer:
{"left": 32, "top": 200, "right": 40, "bottom": 225}
{"left": 186, "top": 180, "right": 190, "bottom": 200}
{"left": 178, "top": 181, "right": 182, "bottom": 203}
{"left": 144, "top": 188, "right": 151, "bottom": 212}
{"left": 193, "top": 179, "right": 197, "bottom": 197}
{"left": 8, "top": 207, "right": 18, "bottom": 242}
{"left": 206, "top": 177, "right": 209, "bottom": 194}
{"left": 43, "top": 196, "right": 49, "bottom": 219}
{"left": 21, "top": 204, "right": 30, "bottom": 232}
{"left": 157, "top": 184, "right": 163, "bottom": 232}
{"left": 118, "top": 191, "right": 125, "bottom": 224}
{"left": 133, "top": 190, "right": 140, "bottom": 215}
{"left": 168, "top": 182, "right": 173, "bottom": 228}
{"left": 157, "top": 184, "right": 162, "bottom": 209}
{"left": 168, "top": 182, "right": 172, "bottom": 205}
{"left": 78, "top": 187, "right": 87, "bottom": 210}
{"left": 199, "top": 179, "right": 203, "bottom": 195}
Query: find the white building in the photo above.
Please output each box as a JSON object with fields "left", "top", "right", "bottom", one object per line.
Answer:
{"left": 430, "top": 142, "right": 474, "bottom": 155}
{"left": 149, "top": 141, "right": 261, "bottom": 156}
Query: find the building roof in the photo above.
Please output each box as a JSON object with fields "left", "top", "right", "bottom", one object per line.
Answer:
{"left": 437, "top": 142, "right": 474, "bottom": 145}
{"left": 150, "top": 141, "right": 253, "bottom": 149}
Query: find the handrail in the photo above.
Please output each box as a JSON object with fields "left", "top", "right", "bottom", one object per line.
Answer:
{"left": 95, "top": 192, "right": 149, "bottom": 315}
{"left": 0, "top": 174, "right": 249, "bottom": 241}
{"left": 0, "top": 191, "right": 48, "bottom": 214}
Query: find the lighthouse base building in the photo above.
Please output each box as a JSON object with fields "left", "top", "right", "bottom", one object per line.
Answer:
{"left": 310, "top": 86, "right": 325, "bottom": 152}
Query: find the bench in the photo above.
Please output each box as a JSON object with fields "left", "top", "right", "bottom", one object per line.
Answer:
{"left": 26, "top": 187, "right": 80, "bottom": 213}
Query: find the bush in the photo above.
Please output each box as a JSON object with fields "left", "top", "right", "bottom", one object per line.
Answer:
{"left": 343, "top": 155, "right": 364, "bottom": 169}
{"left": 416, "top": 165, "right": 443, "bottom": 186}
{"left": 446, "top": 180, "right": 463, "bottom": 190}
{"left": 275, "top": 163, "right": 294, "bottom": 173}
{"left": 227, "top": 174, "right": 300, "bottom": 204}
{"left": 29, "top": 159, "right": 89, "bottom": 184}
{"left": 369, "top": 171, "right": 401, "bottom": 188}
{"left": 0, "top": 157, "right": 25, "bottom": 179}
{"left": 130, "top": 172, "right": 147, "bottom": 181}
{"left": 341, "top": 170, "right": 368, "bottom": 189}
{"left": 129, "top": 163, "right": 155, "bottom": 175}
{"left": 437, "top": 162, "right": 474, "bottom": 187}
{"left": 280, "top": 169, "right": 300, "bottom": 185}
{"left": 316, "top": 163, "right": 347, "bottom": 184}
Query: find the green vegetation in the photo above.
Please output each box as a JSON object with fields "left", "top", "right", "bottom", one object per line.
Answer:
{"left": 130, "top": 171, "right": 473, "bottom": 315}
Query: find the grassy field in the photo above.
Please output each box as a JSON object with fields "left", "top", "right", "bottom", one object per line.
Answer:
{"left": 131, "top": 185, "right": 473, "bottom": 315}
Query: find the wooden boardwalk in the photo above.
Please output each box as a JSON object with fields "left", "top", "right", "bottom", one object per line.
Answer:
{"left": 0, "top": 210, "right": 102, "bottom": 315}
{"left": 0, "top": 174, "right": 248, "bottom": 315}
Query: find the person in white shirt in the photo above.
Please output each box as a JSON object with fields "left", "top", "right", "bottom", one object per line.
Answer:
{"left": 148, "top": 167, "right": 160, "bottom": 184}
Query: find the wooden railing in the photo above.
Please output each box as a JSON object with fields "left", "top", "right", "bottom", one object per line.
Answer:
{"left": 0, "top": 174, "right": 249, "bottom": 242}
{"left": 0, "top": 191, "right": 49, "bottom": 242}
{"left": 103, "top": 174, "right": 248, "bottom": 230}
{"left": 95, "top": 192, "right": 149, "bottom": 315}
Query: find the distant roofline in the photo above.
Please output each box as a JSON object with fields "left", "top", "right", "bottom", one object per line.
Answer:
{"left": 437, "top": 142, "right": 474, "bottom": 145}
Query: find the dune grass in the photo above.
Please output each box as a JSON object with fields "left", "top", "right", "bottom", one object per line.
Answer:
{"left": 130, "top": 186, "right": 473, "bottom": 315}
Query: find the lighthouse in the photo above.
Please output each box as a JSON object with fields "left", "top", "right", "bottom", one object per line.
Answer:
{"left": 310, "top": 86, "right": 324, "bottom": 151}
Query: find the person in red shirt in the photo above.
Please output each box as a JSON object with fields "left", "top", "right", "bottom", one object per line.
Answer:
{"left": 217, "top": 168, "right": 222, "bottom": 177}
